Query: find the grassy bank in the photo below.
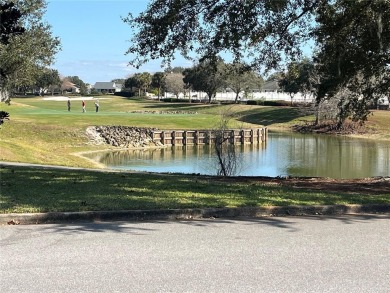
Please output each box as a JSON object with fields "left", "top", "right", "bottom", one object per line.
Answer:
{"left": 1, "top": 95, "right": 389, "bottom": 167}
{"left": 1, "top": 165, "right": 389, "bottom": 214}
{"left": 0, "top": 96, "right": 302, "bottom": 167}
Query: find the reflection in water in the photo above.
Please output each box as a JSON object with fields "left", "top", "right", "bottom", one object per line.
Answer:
{"left": 84, "top": 132, "right": 390, "bottom": 179}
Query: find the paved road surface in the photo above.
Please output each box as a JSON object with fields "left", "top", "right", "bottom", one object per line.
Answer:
{"left": 1, "top": 215, "right": 389, "bottom": 292}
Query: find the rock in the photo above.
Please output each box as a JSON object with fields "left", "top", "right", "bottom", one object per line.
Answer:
{"left": 86, "top": 126, "right": 161, "bottom": 148}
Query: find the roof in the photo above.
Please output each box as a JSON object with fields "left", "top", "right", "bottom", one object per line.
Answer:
{"left": 262, "top": 80, "right": 280, "bottom": 91}
{"left": 93, "top": 82, "right": 119, "bottom": 90}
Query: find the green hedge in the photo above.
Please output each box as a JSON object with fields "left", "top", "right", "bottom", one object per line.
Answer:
{"left": 114, "top": 92, "right": 135, "bottom": 98}
{"left": 161, "top": 98, "right": 190, "bottom": 103}
{"left": 246, "top": 100, "right": 291, "bottom": 106}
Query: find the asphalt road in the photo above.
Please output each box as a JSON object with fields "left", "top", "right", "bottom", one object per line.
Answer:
{"left": 1, "top": 215, "right": 389, "bottom": 293}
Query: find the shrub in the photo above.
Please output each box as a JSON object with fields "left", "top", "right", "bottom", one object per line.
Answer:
{"left": 114, "top": 92, "right": 135, "bottom": 98}
{"left": 246, "top": 100, "right": 291, "bottom": 106}
{"left": 161, "top": 98, "right": 189, "bottom": 103}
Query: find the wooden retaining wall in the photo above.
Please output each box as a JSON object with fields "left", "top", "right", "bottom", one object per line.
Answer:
{"left": 152, "top": 128, "right": 267, "bottom": 146}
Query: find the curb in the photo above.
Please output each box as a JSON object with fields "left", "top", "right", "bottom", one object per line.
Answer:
{"left": 1, "top": 204, "right": 389, "bottom": 225}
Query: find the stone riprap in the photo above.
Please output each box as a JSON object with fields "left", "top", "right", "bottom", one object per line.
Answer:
{"left": 86, "top": 126, "right": 162, "bottom": 148}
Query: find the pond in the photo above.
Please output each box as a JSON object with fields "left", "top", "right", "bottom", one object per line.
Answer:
{"left": 83, "top": 132, "right": 390, "bottom": 179}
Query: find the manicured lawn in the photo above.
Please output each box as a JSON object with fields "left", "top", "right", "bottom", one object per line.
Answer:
{"left": 0, "top": 95, "right": 309, "bottom": 167}
{"left": 1, "top": 165, "right": 388, "bottom": 214}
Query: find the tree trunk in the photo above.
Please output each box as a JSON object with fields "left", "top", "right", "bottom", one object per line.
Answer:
{"left": 207, "top": 92, "right": 213, "bottom": 103}
{"left": 234, "top": 92, "right": 239, "bottom": 103}
{"left": 0, "top": 88, "right": 10, "bottom": 104}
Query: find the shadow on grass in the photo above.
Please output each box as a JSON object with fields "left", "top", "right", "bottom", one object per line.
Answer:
{"left": 142, "top": 102, "right": 219, "bottom": 113}
{"left": 238, "top": 107, "right": 304, "bottom": 126}
{"left": 1, "top": 165, "right": 389, "bottom": 216}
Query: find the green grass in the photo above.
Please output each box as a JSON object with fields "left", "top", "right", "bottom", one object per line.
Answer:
{"left": 1, "top": 95, "right": 310, "bottom": 167}
{"left": 1, "top": 165, "right": 388, "bottom": 214}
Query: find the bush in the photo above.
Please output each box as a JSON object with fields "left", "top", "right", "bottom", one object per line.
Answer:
{"left": 114, "top": 92, "right": 135, "bottom": 98}
{"left": 246, "top": 100, "right": 291, "bottom": 106}
{"left": 161, "top": 98, "right": 189, "bottom": 103}
{"left": 0, "top": 111, "right": 10, "bottom": 126}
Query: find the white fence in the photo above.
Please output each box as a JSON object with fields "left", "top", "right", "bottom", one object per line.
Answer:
{"left": 163, "top": 91, "right": 315, "bottom": 103}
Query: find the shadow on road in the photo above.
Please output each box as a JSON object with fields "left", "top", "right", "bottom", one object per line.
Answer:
{"left": 20, "top": 214, "right": 389, "bottom": 235}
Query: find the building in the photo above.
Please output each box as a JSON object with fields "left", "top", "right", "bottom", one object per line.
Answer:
{"left": 261, "top": 79, "right": 281, "bottom": 93}
{"left": 93, "top": 82, "right": 123, "bottom": 94}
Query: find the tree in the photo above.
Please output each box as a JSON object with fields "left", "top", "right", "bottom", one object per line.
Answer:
{"left": 164, "top": 72, "right": 184, "bottom": 99}
{"left": 0, "top": 110, "right": 9, "bottom": 126}
{"left": 36, "top": 68, "right": 61, "bottom": 96}
{"left": 124, "top": 76, "right": 136, "bottom": 92}
{"left": 124, "top": 0, "right": 390, "bottom": 127}
{"left": 66, "top": 76, "right": 87, "bottom": 95}
{"left": 183, "top": 57, "right": 225, "bottom": 103}
{"left": 279, "top": 58, "right": 315, "bottom": 104}
{"left": 133, "top": 72, "right": 151, "bottom": 96}
{"left": 60, "top": 77, "right": 73, "bottom": 94}
{"left": 224, "top": 62, "right": 264, "bottom": 103}
{"left": 212, "top": 107, "right": 241, "bottom": 177}
{"left": 165, "top": 66, "right": 186, "bottom": 74}
{"left": 314, "top": 0, "right": 390, "bottom": 128}
{"left": 151, "top": 72, "right": 166, "bottom": 100}
{"left": 0, "top": 2, "right": 24, "bottom": 45}
{"left": 111, "top": 78, "right": 125, "bottom": 84}
{"left": 0, "top": 0, "right": 61, "bottom": 103}
{"left": 123, "top": 0, "right": 316, "bottom": 71}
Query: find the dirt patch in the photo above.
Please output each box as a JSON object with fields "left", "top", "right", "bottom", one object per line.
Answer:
{"left": 216, "top": 176, "right": 390, "bottom": 195}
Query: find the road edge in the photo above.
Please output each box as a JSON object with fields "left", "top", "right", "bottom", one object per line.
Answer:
{"left": 1, "top": 204, "right": 389, "bottom": 225}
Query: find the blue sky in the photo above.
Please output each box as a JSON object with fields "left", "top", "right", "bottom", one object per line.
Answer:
{"left": 45, "top": 0, "right": 191, "bottom": 84}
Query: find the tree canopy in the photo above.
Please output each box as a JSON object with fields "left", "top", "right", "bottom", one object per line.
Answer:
{"left": 151, "top": 72, "right": 166, "bottom": 100}
{"left": 183, "top": 57, "right": 225, "bottom": 103}
{"left": 36, "top": 68, "right": 60, "bottom": 95}
{"left": 123, "top": 0, "right": 317, "bottom": 70}
{"left": 164, "top": 72, "right": 184, "bottom": 99}
{"left": 124, "top": 0, "right": 390, "bottom": 127}
{"left": 66, "top": 76, "right": 87, "bottom": 95}
{"left": 0, "top": 0, "right": 60, "bottom": 103}
{"left": 224, "top": 62, "right": 264, "bottom": 103}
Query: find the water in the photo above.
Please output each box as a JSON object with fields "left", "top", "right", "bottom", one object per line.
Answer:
{"left": 84, "top": 132, "right": 390, "bottom": 179}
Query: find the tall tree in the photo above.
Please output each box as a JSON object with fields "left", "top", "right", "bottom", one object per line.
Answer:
{"left": 151, "top": 72, "right": 166, "bottom": 100}
{"left": 123, "top": 0, "right": 317, "bottom": 70}
{"left": 124, "top": 0, "right": 390, "bottom": 127}
{"left": 314, "top": 0, "right": 390, "bottom": 128}
{"left": 60, "top": 77, "right": 73, "bottom": 94}
{"left": 133, "top": 72, "right": 151, "bottom": 96}
{"left": 124, "top": 76, "right": 136, "bottom": 92}
{"left": 164, "top": 72, "right": 184, "bottom": 99}
{"left": 0, "top": 0, "right": 61, "bottom": 103}
{"left": 36, "top": 68, "right": 60, "bottom": 96}
{"left": 183, "top": 57, "right": 225, "bottom": 103}
{"left": 0, "top": 2, "right": 25, "bottom": 45}
{"left": 111, "top": 78, "right": 125, "bottom": 84}
{"left": 66, "top": 76, "right": 87, "bottom": 95}
{"left": 279, "top": 58, "right": 315, "bottom": 102}
{"left": 224, "top": 62, "right": 264, "bottom": 103}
